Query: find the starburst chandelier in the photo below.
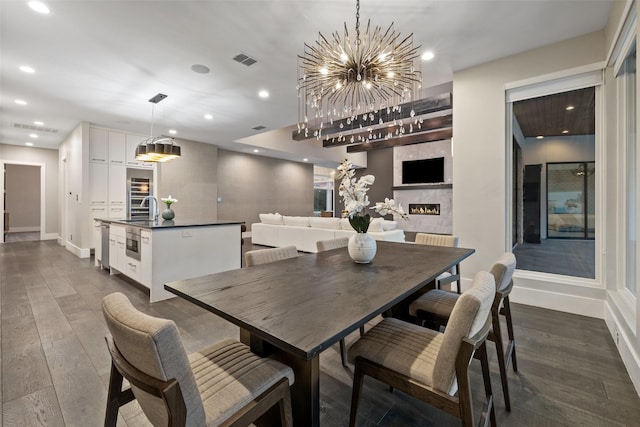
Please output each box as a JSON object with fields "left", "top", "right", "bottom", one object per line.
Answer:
{"left": 297, "top": 0, "right": 422, "bottom": 142}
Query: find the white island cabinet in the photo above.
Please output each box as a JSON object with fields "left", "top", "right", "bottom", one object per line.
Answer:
{"left": 97, "top": 219, "right": 243, "bottom": 302}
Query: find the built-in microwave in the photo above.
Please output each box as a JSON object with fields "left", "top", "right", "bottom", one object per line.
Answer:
{"left": 125, "top": 227, "right": 141, "bottom": 260}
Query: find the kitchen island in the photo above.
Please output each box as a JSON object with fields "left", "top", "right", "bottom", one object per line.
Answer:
{"left": 95, "top": 218, "right": 243, "bottom": 302}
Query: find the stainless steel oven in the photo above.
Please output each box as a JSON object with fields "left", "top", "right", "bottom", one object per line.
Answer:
{"left": 125, "top": 227, "right": 141, "bottom": 260}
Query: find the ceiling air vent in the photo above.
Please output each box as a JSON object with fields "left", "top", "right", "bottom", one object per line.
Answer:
{"left": 13, "top": 123, "right": 59, "bottom": 133}
{"left": 233, "top": 53, "right": 258, "bottom": 67}
{"left": 252, "top": 125, "right": 266, "bottom": 131}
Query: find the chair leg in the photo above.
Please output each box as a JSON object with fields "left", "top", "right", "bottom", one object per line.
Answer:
{"left": 502, "top": 296, "right": 518, "bottom": 372}
{"left": 359, "top": 325, "right": 365, "bottom": 336}
{"left": 490, "top": 308, "right": 511, "bottom": 411}
{"left": 455, "top": 264, "right": 461, "bottom": 294}
{"left": 340, "top": 339, "right": 348, "bottom": 367}
{"left": 349, "top": 361, "right": 365, "bottom": 427}
{"left": 479, "top": 341, "right": 497, "bottom": 427}
{"left": 104, "top": 361, "right": 134, "bottom": 427}
{"left": 278, "top": 385, "right": 293, "bottom": 427}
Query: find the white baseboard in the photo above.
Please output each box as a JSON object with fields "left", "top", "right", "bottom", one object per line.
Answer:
{"left": 65, "top": 241, "right": 91, "bottom": 258}
{"left": 605, "top": 303, "right": 640, "bottom": 396}
{"left": 7, "top": 226, "right": 40, "bottom": 233}
{"left": 510, "top": 285, "right": 605, "bottom": 318}
{"left": 42, "top": 232, "right": 57, "bottom": 241}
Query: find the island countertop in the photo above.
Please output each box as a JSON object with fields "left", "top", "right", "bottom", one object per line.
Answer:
{"left": 95, "top": 218, "right": 244, "bottom": 229}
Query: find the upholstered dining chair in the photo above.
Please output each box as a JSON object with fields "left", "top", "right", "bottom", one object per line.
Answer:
{"left": 316, "top": 236, "right": 364, "bottom": 367}
{"left": 316, "top": 236, "right": 349, "bottom": 252}
{"left": 245, "top": 245, "right": 298, "bottom": 267}
{"left": 408, "top": 252, "right": 518, "bottom": 411}
{"left": 414, "top": 232, "right": 461, "bottom": 293}
{"left": 102, "top": 292, "right": 295, "bottom": 427}
{"left": 348, "top": 271, "right": 497, "bottom": 427}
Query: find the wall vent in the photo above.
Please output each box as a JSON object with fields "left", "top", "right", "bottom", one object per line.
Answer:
{"left": 13, "top": 123, "right": 59, "bottom": 133}
{"left": 233, "top": 53, "right": 258, "bottom": 67}
{"left": 252, "top": 125, "right": 266, "bottom": 131}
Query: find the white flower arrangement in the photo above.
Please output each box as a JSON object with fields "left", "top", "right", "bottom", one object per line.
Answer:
{"left": 161, "top": 195, "right": 178, "bottom": 208}
{"left": 337, "top": 159, "right": 408, "bottom": 233}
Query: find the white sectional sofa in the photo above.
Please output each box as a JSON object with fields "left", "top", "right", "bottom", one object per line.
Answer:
{"left": 251, "top": 213, "right": 406, "bottom": 253}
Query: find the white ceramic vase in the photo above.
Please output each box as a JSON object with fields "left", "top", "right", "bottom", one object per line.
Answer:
{"left": 348, "top": 233, "right": 377, "bottom": 264}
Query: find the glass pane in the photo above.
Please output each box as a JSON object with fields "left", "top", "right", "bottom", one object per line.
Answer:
{"left": 623, "top": 44, "right": 637, "bottom": 294}
{"left": 547, "top": 163, "right": 588, "bottom": 239}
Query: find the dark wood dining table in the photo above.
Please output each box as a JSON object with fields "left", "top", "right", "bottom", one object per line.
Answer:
{"left": 165, "top": 240, "right": 474, "bottom": 426}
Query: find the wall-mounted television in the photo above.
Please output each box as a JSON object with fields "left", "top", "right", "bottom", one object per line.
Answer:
{"left": 402, "top": 157, "right": 445, "bottom": 184}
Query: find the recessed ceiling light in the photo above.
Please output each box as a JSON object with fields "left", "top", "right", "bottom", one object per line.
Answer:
{"left": 258, "top": 90, "right": 269, "bottom": 99}
{"left": 536, "top": 135, "right": 544, "bottom": 139}
{"left": 190, "top": 64, "right": 210, "bottom": 74}
{"left": 15, "top": 99, "right": 27, "bottom": 105}
{"left": 25, "top": 142, "right": 34, "bottom": 147}
{"left": 168, "top": 129, "right": 177, "bottom": 135}
{"left": 29, "top": 133, "right": 38, "bottom": 138}
{"left": 421, "top": 51, "right": 435, "bottom": 61}
{"left": 204, "top": 113, "right": 213, "bottom": 120}
{"left": 28, "top": 1, "right": 50, "bottom": 14}
{"left": 303, "top": 158, "right": 309, "bottom": 162}
{"left": 566, "top": 105, "right": 575, "bottom": 111}
{"left": 19, "top": 65, "right": 35, "bottom": 74}
{"left": 253, "top": 149, "right": 260, "bottom": 153}
{"left": 34, "top": 121, "right": 44, "bottom": 126}
{"left": 562, "top": 130, "right": 569, "bottom": 134}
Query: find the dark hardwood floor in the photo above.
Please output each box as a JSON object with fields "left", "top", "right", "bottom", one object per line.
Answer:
{"left": 1, "top": 240, "right": 639, "bottom": 426}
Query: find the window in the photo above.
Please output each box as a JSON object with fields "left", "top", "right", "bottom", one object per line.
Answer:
{"left": 617, "top": 41, "right": 637, "bottom": 295}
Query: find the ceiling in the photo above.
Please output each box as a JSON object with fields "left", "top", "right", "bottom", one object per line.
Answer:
{"left": 514, "top": 87, "right": 596, "bottom": 138}
{"left": 0, "top": 0, "right": 613, "bottom": 163}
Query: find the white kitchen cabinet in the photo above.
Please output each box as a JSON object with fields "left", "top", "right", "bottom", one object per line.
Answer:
{"left": 89, "top": 207, "right": 107, "bottom": 249}
{"left": 140, "top": 230, "right": 152, "bottom": 286}
{"left": 109, "top": 131, "right": 126, "bottom": 165}
{"left": 108, "top": 206, "right": 126, "bottom": 219}
{"left": 89, "top": 163, "right": 108, "bottom": 205}
{"left": 108, "top": 164, "right": 126, "bottom": 206}
{"left": 125, "top": 258, "right": 141, "bottom": 282}
{"left": 93, "top": 220, "right": 102, "bottom": 264}
{"left": 110, "top": 225, "right": 126, "bottom": 273}
{"left": 89, "top": 127, "right": 109, "bottom": 163}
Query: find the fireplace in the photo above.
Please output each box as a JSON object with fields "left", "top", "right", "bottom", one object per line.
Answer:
{"left": 409, "top": 204, "right": 440, "bottom": 215}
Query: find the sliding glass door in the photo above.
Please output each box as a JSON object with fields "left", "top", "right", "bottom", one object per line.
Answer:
{"left": 547, "top": 162, "right": 595, "bottom": 239}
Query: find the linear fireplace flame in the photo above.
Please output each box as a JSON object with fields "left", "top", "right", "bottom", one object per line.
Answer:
{"left": 409, "top": 204, "right": 440, "bottom": 215}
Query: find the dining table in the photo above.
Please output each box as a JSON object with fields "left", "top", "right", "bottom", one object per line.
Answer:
{"left": 165, "top": 240, "right": 475, "bottom": 426}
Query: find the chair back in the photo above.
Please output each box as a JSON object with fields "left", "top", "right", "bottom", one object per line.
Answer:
{"left": 432, "top": 271, "right": 495, "bottom": 394}
{"left": 102, "top": 292, "right": 205, "bottom": 426}
{"left": 490, "top": 252, "right": 517, "bottom": 294}
{"left": 415, "top": 233, "right": 458, "bottom": 248}
{"left": 245, "top": 245, "right": 298, "bottom": 267}
{"left": 316, "top": 237, "right": 349, "bottom": 252}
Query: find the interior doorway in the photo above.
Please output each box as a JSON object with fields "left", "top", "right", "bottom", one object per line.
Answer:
{"left": 1, "top": 161, "right": 45, "bottom": 243}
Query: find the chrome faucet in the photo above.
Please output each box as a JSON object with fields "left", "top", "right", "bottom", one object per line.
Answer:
{"left": 140, "top": 196, "right": 159, "bottom": 222}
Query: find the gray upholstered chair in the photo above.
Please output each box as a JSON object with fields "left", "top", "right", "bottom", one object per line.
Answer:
{"left": 102, "top": 292, "right": 295, "bottom": 427}
{"left": 245, "top": 245, "right": 298, "bottom": 267}
{"left": 316, "top": 236, "right": 363, "bottom": 367}
{"left": 316, "top": 237, "right": 349, "bottom": 252}
{"left": 408, "top": 252, "right": 518, "bottom": 411}
{"left": 348, "top": 271, "right": 497, "bottom": 427}
{"left": 414, "top": 232, "right": 461, "bottom": 293}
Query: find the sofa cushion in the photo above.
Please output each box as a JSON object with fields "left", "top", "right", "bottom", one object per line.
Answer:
{"left": 259, "top": 213, "right": 284, "bottom": 225}
{"left": 283, "top": 216, "right": 310, "bottom": 227}
{"left": 309, "top": 217, "right": 341, "bottom": 229}
{"left": 381, "top": 220, "right": 397, "bottom": 231}
{"left": 339, "top": 218, "right": 353, "bottom": 231}
{"left": 368, "top": 218, "right": 384, "bottom": 232}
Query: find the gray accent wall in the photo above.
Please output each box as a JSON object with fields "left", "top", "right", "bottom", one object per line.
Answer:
{"left": 217, "top": 150, "right": 313, "bottom": 229}
{"left": 156, "top": 138, "right": 218, "bottom": 220}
